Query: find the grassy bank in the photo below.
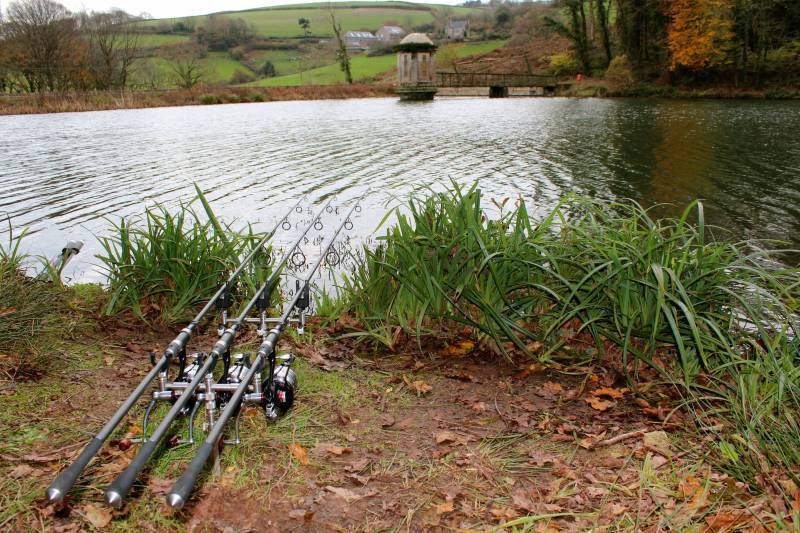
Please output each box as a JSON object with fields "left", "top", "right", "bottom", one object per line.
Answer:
{"left": 0, "top": 84, "right": 394, "bottom": 116}
{"left": 1, "top": 187, "right": 799, "bottom": 529}
{"left": 561, "top": 78, "right": 800, "bottom": 99}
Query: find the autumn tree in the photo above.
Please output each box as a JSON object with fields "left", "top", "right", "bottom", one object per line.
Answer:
{"left": 4, "top": 0, "right": 79, "bottom": 91}
{"left": 667, "top": 0, "right": 735, "bottom": 71}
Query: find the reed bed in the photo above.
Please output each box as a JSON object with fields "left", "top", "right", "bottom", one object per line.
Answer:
{"left": 335, "top": 182, "right": 800, "bottom": 504}
{"left": 97, "top": 186, "right": 270, "bottom": 325}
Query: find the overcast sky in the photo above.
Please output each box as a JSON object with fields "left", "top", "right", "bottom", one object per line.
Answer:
{"left": 49, "top": 1, "right": 463, "bottom": 19}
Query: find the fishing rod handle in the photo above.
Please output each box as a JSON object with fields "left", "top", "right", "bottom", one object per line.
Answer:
{"left": 46, "top": 355, "right": 170, "bottom": 503}
{"left": 46, "top": 437, "right": 105, "bottom": 504}
{"left": 105, "top": 353, "right": 217, "bottom": 508}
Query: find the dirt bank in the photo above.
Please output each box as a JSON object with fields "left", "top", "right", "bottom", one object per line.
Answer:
{"left": 0, "top": 84, "right": 395, "bottom": 116}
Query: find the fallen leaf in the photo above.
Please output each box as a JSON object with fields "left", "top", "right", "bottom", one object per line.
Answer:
{"left": 9, "top": 464, "right": 35, "bottom": 479}
{"left": 643, "top": 431, "right": 673, "bottom": 456}
{"left": 435, "top": 500, "right": 454, "bottom": 515}
{"left": 345, "top": 458, "right": 370, "bottom": 472}
{"left": 0, "top": 307, "right": 17, "bottom": 317}
{"left": 591, "top": 387, "right": 626, "bottom": 399}
{"left": 325, "top": 486, "right": 375, "bottom": 503}
{"left": 147, "top": 477, "right": 173, "bottom": 496}
{"left": 585, "top": 396, "right": 614, "bottom": 411}
{"left": 511, "top": 490, "right": 536, "bottom": 512}
{"left": 380, "top": 414, "right": 396, "bottom": 428}
{"left": 538, "top": 381, "right": 564, "bottom": 399}
{"left": 490, "top": 506, "right": 518, "bottom": 521}
{"left": 288, "top": 508, "right": 315, "bottom": 521}
{"left": 410, "top": 380, "right": 432, "bottom": 395}
{"left": 703, "top": 510, "right": 749, "bottom": 532}
{"left": 104, "top": 356, "right": 114, "bottom": 367}
{"left": 288, "top": 443, "right": 309, "bottom": 466}
{"left": 315, "top": 442, "right": 352, "bottom": 456}
{"left": 435, "top": 430, "right": 457, "bottom": 445}
{"left": 440, "top": 340, "right": 474, "bottom": 357}
{"left": 83, "top": 505, "right": 112, "bottom": 529}
{"left": 471, "top": 401, "right": 487, "bottom": 413}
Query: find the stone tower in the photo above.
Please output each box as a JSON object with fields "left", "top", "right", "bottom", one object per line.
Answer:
{"left": 395, "top": 33, "right": 437, "bottom": 101}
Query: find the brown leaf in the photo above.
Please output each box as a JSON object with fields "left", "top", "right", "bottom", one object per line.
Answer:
{"left": 538, "top": 381, "right": 564, "bottom": 399}
{"left": 380, "top": 414, "right": 396, "bottom": 428}
{"left": 147, "top": 477, "right": 173, "bottom": 496}
{"left": 435, "top": 500, "right": 454, "bottom": 515}
{"left": 0, "top": 307, "right": 17, "bottom": 317}
{"left": 490, "top": 505, "right": 518, "bottom": 521}
{"left": 325, "top": 486, "right": 375, "bottom": 503}
{"left": 345, "top": 458, "right": 370, "bottom": 472}
{"left": 315, "top": 442, "right": 352, "bottom": 456}
{"left": 288, "top": 443, "right": 309, "bottom": 465}
{"left": 410, "top": 380, "right": 432, "bottom": 395}
{"left": 435, "top": 430, "right": 457, "bottom": 445}
{"left": 585, "top": 396, "right": 614, "bottom": 411}
{"left": 288, "top": 508, "right": 315, "bottom": 521}
{"left": 511, "top": 490, "right": 537, "bottom": 512}
{"left": 591, "top": 387, "right": 626, "bottom": 399}
{"left": 82, "top": 504, "right": 112, "bottom": 529}
{"left": 703, "top": 510, "right": 749, "bottom": 532}
{"left": 471, "top": 401, "right": 487, "bottom": 413}
{"left": 9, "top": 464, "right": 36, "bottom": 479}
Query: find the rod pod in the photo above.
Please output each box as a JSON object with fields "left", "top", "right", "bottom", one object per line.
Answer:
{"left": 45, "top": 196, "right": 303, "bottom": 505}
{"left": 167, "top": 194, "right": 365, "bottom": 509}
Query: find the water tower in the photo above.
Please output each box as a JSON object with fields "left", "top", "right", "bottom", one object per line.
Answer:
{"left": 395, "top": 33, "right": 437, "bottom": 101}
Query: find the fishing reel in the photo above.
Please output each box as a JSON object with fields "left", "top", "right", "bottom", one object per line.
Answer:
{"left": 263, "top": 353, "right": 297, "bottom": 420}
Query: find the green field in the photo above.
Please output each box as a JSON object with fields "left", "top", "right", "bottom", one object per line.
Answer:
{"left": 147, "top": 2, "right": 480, "bottom": 39}
{"left": 135, "top": 33, "right": 192, "bottom": 47}
{"left": 249, "top": 40, "right": 507, "bottom": 87}
{"left": 246, "top": 48, "right": 335, "bottom": 77}
{"left": 132, "top": 52, "right": 255, "bottom": 87}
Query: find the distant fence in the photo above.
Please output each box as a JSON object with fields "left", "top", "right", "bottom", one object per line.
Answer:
{"left": 436, "top": 72, "right": 558, "bottom": 88}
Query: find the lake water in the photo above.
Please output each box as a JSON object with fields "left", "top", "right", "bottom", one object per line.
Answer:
{"left": 1, "top": 96, "right": 799, "bottom": 281}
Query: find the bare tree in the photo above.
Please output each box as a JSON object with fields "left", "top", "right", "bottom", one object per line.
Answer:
{"left": 329, "top": 10, "right": 352, "bottom": 84}
{"left": 85, "top": 9, "right": 139, "bottom": 89}
{"left": 166, "top": 46, "right": 205, "bottom": 89}
{"left": 4, "top": 0, "right": 78, "bottom": 91}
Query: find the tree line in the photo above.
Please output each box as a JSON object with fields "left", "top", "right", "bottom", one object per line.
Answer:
{"left": 535, "top": 0, "right": 800, "bottom": 84}
{"left": 0, "top": 0, "right": 147, "bottom": 92}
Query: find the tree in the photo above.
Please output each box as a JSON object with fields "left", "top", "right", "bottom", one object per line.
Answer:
{"left": 596, "top": 0, "right": 613, "bottom": 67}
{"left": 329, "top": 11, "right": 352, "bottom": 84}
{"left": 261, "top": 60, "right": 276, "bottom": 77}
{"left": 166, "top": 46, "right": 205, "bottom": 89}
{"left": 615, "top": 0, "right": 667, "bottom": 65}
{"left": 3, "top": 0, "right": 79, "bottom": 91}
{"left": 85, "top": 9, "right": 139, "bottom": 89}
{"left": 298, "top": 17, "right": 310, "bottom": 37}
{"left": 545, "top": 0, "right": 591, "bottom": 74}
{"left": 667, "top": 0, "right": 735, "bottom": 71}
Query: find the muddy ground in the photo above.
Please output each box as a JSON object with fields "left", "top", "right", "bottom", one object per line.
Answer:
{"left": 0, "top": 323, "right": 788, "bottom": 532}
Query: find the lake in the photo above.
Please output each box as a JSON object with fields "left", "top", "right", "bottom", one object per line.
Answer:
{"left": 1, "top": 96, "right": 799, "bottom": 281}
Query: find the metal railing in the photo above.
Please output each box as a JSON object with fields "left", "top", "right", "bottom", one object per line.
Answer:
{"left": 436, "top": 71, "right": 558, "bottom": 88}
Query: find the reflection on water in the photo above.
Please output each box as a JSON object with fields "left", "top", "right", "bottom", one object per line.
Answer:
{"left": 1, "top": 97, "right": 799, "bottom": 280}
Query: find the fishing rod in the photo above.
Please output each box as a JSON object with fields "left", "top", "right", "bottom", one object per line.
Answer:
{"left": 104, "top": 197, "right": 335, "bottom": 508}
{"left": 166, "top": 194, "right": 364, "bottom": 510}
{"left": 46, "top": 196, "right": 304, "bottom": 505}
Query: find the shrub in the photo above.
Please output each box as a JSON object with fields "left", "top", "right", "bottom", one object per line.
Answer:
{"left": 548, "top": 52, "right": 579, "bottom": 76}
{"left": 250, "top": 92, "right": 265, "bottom": 102}
{"left": 229, "top": 70, "right": 255, "bottom": 85}
{"left": 97, "top": 185, "right": 269, "bottom": 324}
{"left": 223, "top": 93, "right": 241, "bottom": 103}
{"left": 199, "top": 94, "right": 219, "bottom": 105}
{"left": 605, "top": 54, "right": 635, "bottom": 93}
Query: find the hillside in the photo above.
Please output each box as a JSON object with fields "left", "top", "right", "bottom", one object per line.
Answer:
{"left": 128, "top": 1, "right": 495, "bottom": 89}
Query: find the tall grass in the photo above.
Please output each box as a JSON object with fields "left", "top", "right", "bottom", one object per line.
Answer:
{"left": 97, "top": 186, "right": 270, "bottom": 324}
{"left": 336, "top": 182, "right": 800, "bottom": 505}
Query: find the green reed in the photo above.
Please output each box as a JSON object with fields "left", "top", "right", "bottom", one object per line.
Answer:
{"left": 97, "top": 185, "right": 271, "bottom": 325}
{"left": 335, "top": 182, "right": 800, "bottom": 504}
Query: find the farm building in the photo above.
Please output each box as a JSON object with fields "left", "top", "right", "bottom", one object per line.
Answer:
{"left": 344, "top": 31, "right": 378, "bottom": 51}
{"left": 445, "top": 19, "right": 469, "bottom": 41}
{"left": 376, "top": 25, "right": 406, "bottom": 42}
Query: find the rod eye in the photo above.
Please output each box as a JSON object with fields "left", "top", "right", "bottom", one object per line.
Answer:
{"left": 291, "top": 251, "right": 306, "bottom": 268}
{"left": 344, "top": 219, "right": 353, "bottom": 231}
{"left": 325, "top": 251, "right": 340, "bottom": 267}
{"left": 314, "top": 220, "right": 323, "bottom": 231}
{"left": 281, "top": 220, "right": 291, "bottom": 231}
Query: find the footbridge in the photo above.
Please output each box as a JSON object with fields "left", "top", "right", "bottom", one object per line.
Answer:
{"left": 435, "top": 72, "right": 559, "bottom": 97}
